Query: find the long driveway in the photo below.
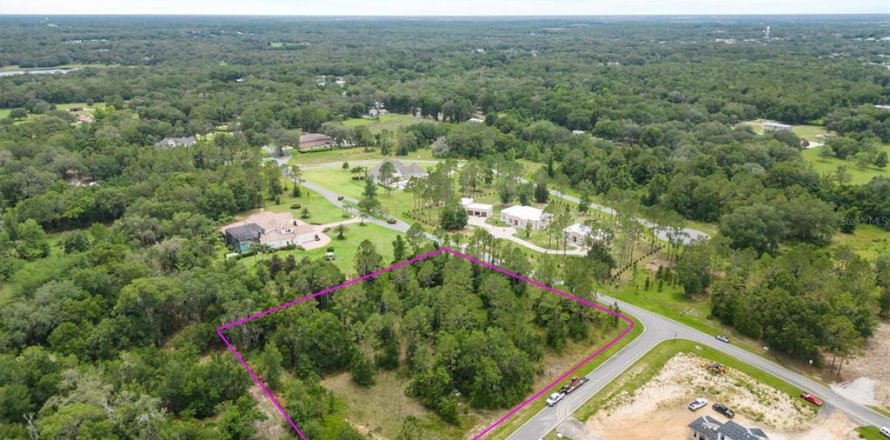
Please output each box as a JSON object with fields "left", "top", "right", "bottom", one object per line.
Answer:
{"left": 507, "top": 294, "right": 890, "bottom": 439}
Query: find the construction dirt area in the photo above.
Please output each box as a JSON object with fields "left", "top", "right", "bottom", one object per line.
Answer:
{"left": 578, "top": 353, "right": 863, "bottom": 440}
{"left": 831, "top": 321, "right": 890, "bottom": 411}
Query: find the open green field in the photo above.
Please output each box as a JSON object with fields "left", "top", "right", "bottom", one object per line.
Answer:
{"left": 342, "top": 113, "right": 435, "bottom": 134}
{"left": 291, "top": 148, "right": 438, "bottom": 166}
{"left": 1, "top": 101, "right": 104, "bottom": 122}
{"left": 570, "top": 339, "right": 813, "bottom": 424}
{"left": 802, "top": 145, "right": 890, "bottom": 185}
{"left": 834, "top": 224, "right": 890, "bottom": 262}
{"left": 857, "top": 426, "right": 888, "bottom": 440}
{"left": 484, "top": 315, "right": 642, "bottom": 440}
{"left": 301, "top": 162, "right": 428, "bottom": 219}
{"left": 262, "top": 188, "right": 351, "bottom": 225}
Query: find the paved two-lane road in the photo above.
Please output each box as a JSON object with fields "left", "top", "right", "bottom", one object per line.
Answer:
{"left": 507, "top": 295, "right": 890, "bottom": 439}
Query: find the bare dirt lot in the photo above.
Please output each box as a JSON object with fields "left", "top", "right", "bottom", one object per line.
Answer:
{"left": 582, "top": 353, "right": 861, "bottom": 440}
{"left": 832, "top": 322, "right": 890, "bottom": 410}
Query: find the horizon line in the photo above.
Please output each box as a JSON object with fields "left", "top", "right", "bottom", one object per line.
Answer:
{"left": 1, "top": 13, "right": 888, "bottom": 17}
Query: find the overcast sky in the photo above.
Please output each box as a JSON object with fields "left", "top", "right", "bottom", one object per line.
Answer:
{"left": 1, "top": 0, "right": 888, "bottom": 16}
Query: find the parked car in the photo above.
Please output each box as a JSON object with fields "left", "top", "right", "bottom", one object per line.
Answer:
{"left": 385, "top": 217, "right": 397, "bottom": 224}
{"left": 712, "top": 402, "right": 735, "bottom": 418}
{"left": 546, "top": 392, "right": 565, "bottom": 407}
{"left": 715, "top": 335, "right": 730, "bottom": 343}
{"left": 879, "top": 426, "right": 889, "bottom": 437}
{"left": 800, "top": 391, "right": 823, "bottom": 407}
{"left": 688, "top": 398, "right": 708, "bottom": 411}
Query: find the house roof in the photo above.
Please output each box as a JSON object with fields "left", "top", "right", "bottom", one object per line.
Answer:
{"left": 688, "top": 416, "right": 769, "bottom": 440}
{"left": 501, "top": 205, "right": 548, "bottom": 221}
{"left": 300, "top": 133, "right": 333, "bottom": 143}
{"left": 466, "top": 202, "right": 493, "bottom": 211}
{"left": 564, "top": 223, "right": 592, "bottom": 236}
{"left": 224, "top": 223, "right": 263, "bottom": 243}
{"left": 688, "top": 416, "right": 722, "bottom": 440}
{"left": 368, "top": 160, "right": 428, "bottom": 180}
{"left": 720, "top": 421, "right": 770, "bottom": 440}
{"left": 155, "top": 136, "right": 197, "bottom": 148}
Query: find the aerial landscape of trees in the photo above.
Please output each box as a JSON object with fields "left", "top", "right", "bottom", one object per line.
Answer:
{"left": 0, "top": 13, "right": 888, "bottom": 439}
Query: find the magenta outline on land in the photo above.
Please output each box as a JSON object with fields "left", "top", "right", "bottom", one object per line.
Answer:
{"left": 216, "top": 246, "right": 635, "bottom": 440}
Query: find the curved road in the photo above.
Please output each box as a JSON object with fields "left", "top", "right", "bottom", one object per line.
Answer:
{"left": 507, "top": 294, "right": 890, "bottom": 439}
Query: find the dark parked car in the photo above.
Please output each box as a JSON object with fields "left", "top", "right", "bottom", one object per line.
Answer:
{"left": 712, "top": 402, "right": 735, "bottom": 418}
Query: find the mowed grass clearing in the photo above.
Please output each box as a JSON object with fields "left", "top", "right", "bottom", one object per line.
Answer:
{"left": 262, "top": 189, "right": 351, "bottom": 225}
{"left": 291, "top": 147, "right": 437, "bottom": 166}
{"left": 834, "top": 224, "right": 890, "bottom": 262}
{"left": 301, "top": 166, "right": 419, "bottom": 218}
{"left": 342, "top": 113, "right": 436, "bottom": 134}
{"left": 802, "top": 145, "right": 890, "bottom": 185}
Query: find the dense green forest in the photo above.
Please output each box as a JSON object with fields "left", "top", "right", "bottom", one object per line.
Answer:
{"left": 0, "top": 14, "right": 889, "bottom": 439}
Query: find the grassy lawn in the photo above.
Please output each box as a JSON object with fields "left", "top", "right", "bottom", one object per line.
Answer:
{"left": 291, "top": 148, "right": 437, "bottom": 166}
{"left": 262, "top": 189, "right": 351, "bottom": 225}
{"left": 302, "top": 166, "right": 418, "bottom": 219}
{"left": 571, "top": 339, "right": 812, "bottom": 424}
{"left": 856, "top": 426, "right": 887, "bottom": 440}
{"left": 834, "top": 225, "right": 890, "bottom": 262}
{"left": 802, "top": 145, "right": 890, "bottom": 185}
{"left": 341, "top": 113, "right": 435, "bottom": 134}
{"left": 484, "top": 315, "right": 643, "bottom": 440}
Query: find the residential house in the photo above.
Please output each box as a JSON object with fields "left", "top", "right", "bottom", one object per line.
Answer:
{"left": 221, "top": 211, "right": 317, "bottom": 253}
{"left": 299, "top": 133, "right": 335, "bottom": 151}
{"left": 367, "top": 160, "right": 428, "bottom": 189}
{"left": 689, "top": 416, "right": 769, "bottom": 440}
{"left": 501, "top": 205, "right": 551, "bottom": 230}
{"left": 763, "top": 122, "right": 792, "bottom": 132}
{"left": 460, "top": 198, "right": 493, "bottom": 218}
{"left": 155, "top": 136, "right": 197, "bottom": 149}
{"left": 563, "top": 223, "right": 605, "bottom": 246}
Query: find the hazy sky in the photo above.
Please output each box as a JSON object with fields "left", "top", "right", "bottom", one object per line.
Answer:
{"left": 1, "top": 0, "right": 888, "bottom": 16}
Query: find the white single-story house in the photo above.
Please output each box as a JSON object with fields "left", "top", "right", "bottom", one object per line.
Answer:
{"left": 460, "top": 198, "right": 493, "bottom": 218}
{"left": 501, "top": 205, "right": 551, "bottom": 230}
{"left": 563, "top": 223, "right": 605, "bottom": 246}
{"left": 763, "top": 121, "right": 792, "bottom": 132}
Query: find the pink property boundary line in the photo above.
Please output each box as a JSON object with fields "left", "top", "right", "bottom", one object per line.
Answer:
{"left": 216, "top": 247, "right": 635, "bottom": 440}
